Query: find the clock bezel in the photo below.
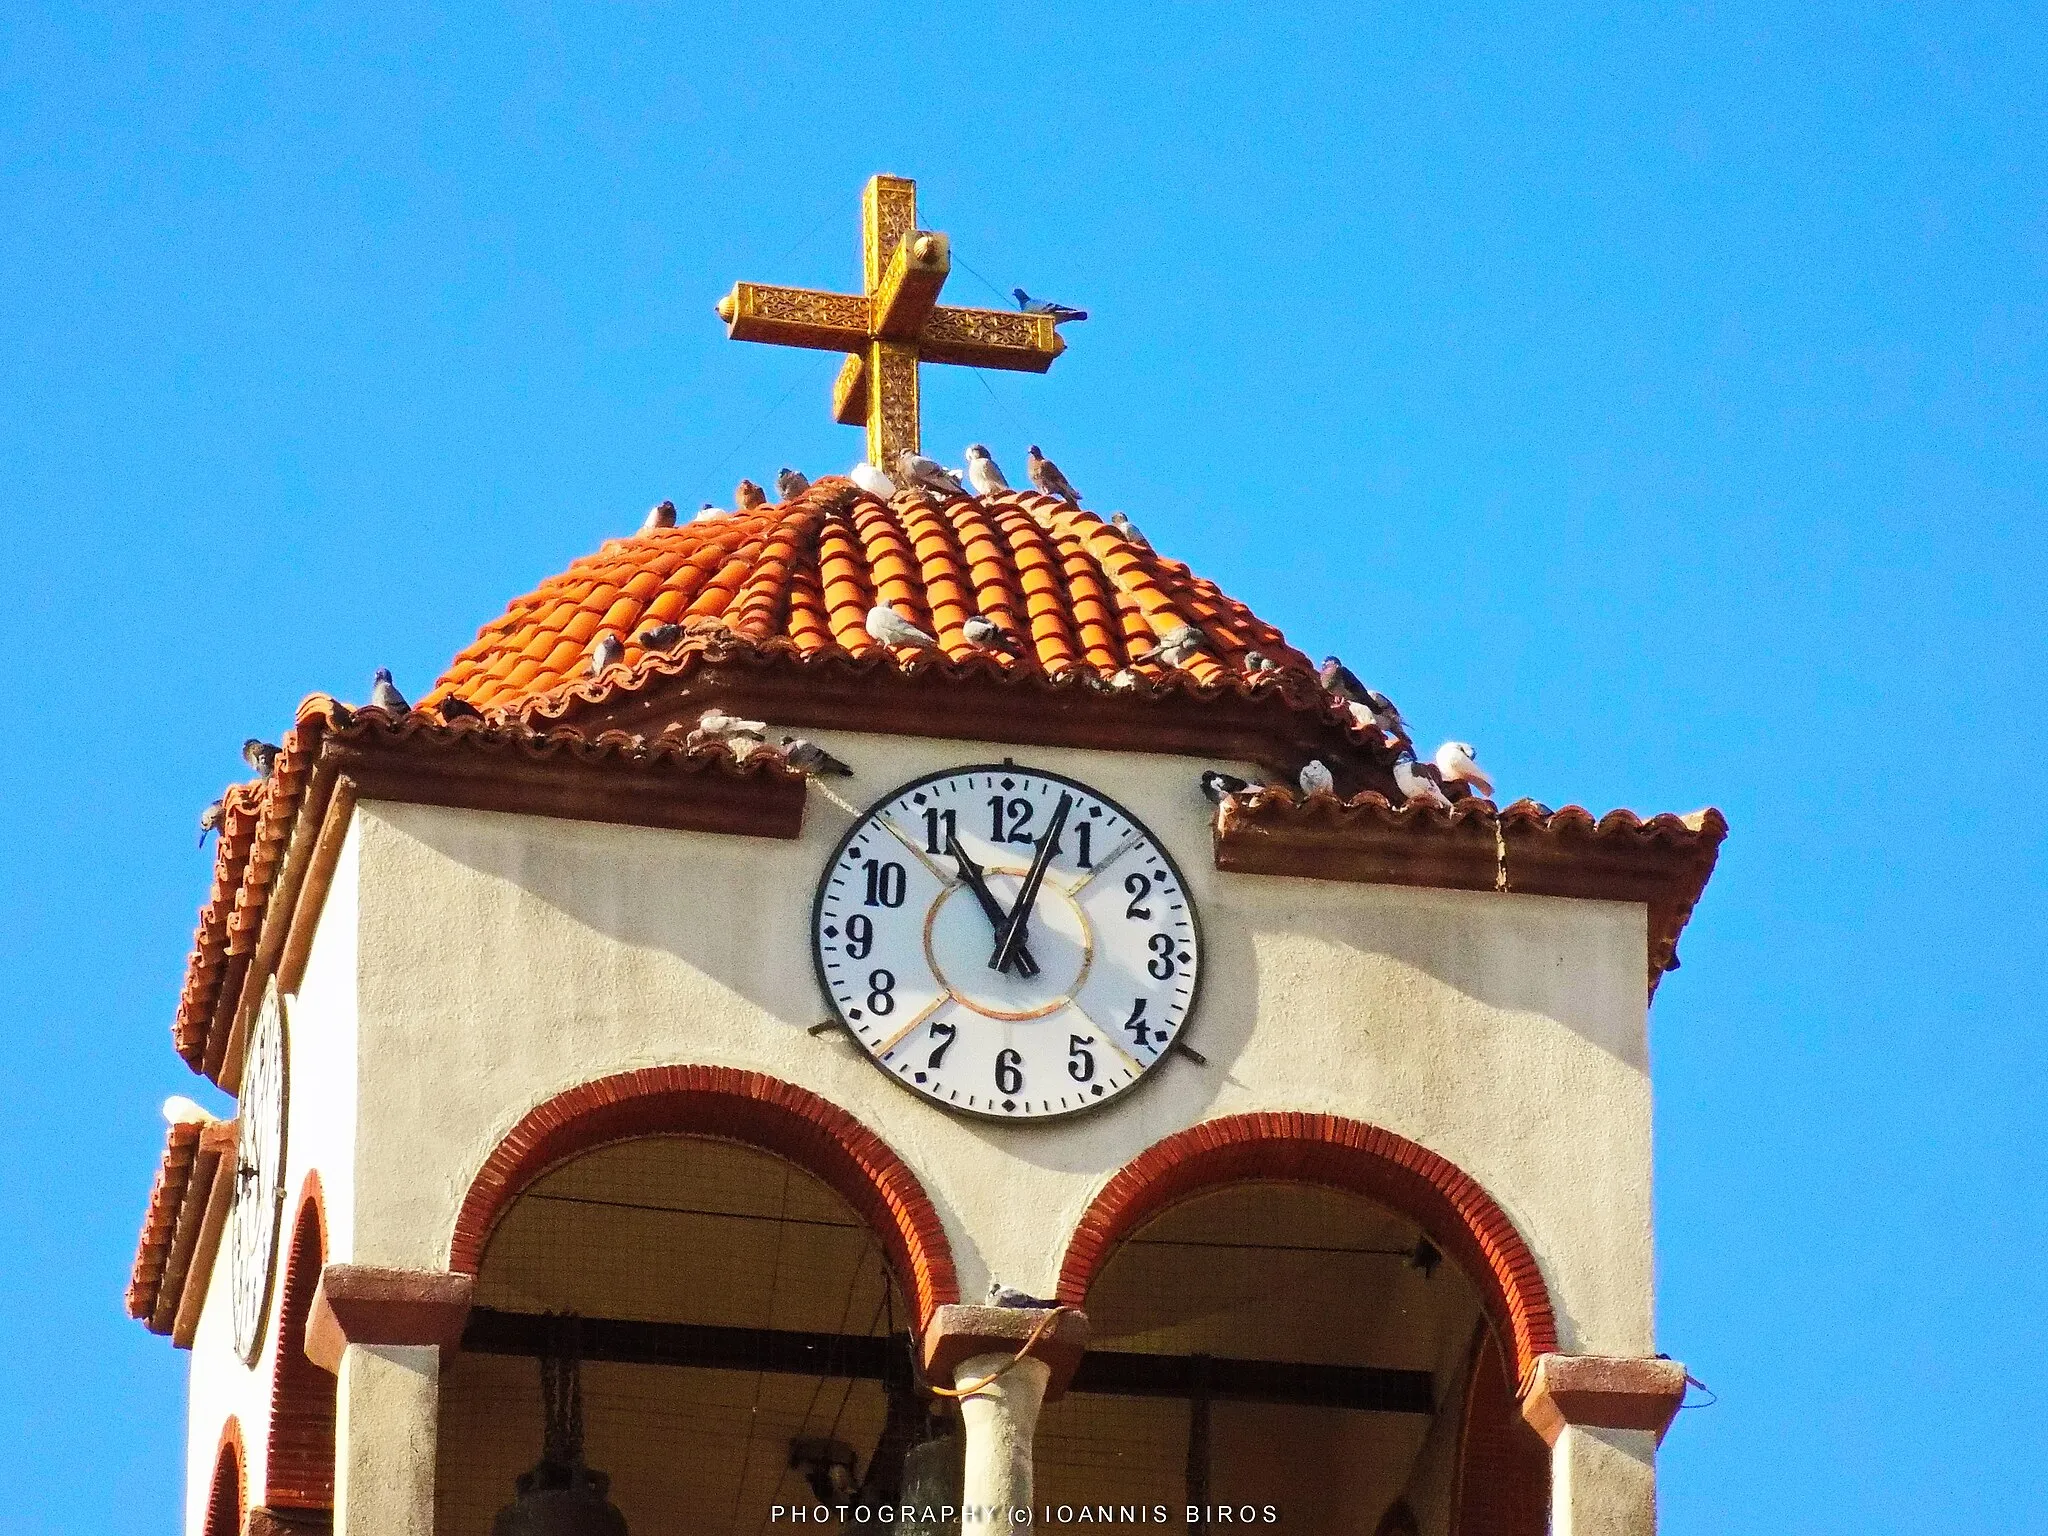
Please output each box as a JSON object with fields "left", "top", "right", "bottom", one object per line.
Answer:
{"left": 231, "top": 977, "right": 290, "bottom": 1366}
{"left": 810, "top": 761, "right": 1205, "bottom": 1124}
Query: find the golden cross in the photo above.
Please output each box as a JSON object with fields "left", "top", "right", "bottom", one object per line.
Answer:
{"left": 716, "top": 174, "right": 1065, "bottom": 469}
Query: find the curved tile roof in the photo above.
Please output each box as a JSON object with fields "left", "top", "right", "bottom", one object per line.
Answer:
{"left": 432, "top": 480, "right": 1322, "bottom": 718}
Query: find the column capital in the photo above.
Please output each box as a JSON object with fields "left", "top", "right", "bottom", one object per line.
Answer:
{"left": 921, "top": 1303, "right": 1090, "bottom": 1400}
{"left": 1519, "top": 1353, "right": 1687, "bottom": 1447}
{"left": 304, "top": 1264, "right": 473, "bottom": 1373}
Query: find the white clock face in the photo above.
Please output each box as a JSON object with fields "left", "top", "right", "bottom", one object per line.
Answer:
{"left": 230, "top": 978, "right": 288, "bottom": 1364}
{"left": 813, "top": 765, "right": 1201, "bottom": 1120}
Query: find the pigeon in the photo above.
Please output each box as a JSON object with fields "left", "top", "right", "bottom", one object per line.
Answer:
{"left": 988, "top": 1280, "right": 1062, "bottom": 1308}
{"left": 1110, "top": 511, "right": 1151, "bottom": 551}
{"left": 894, "top": 450, "right": 968, "bottom": 498}
{"left": 198, "top": 796, "right": 225, "bottom": 847}
{"left": 848, "top": 461, "right": 898, "bottom": 499}
{"left": 962, "top": 614, "right": 1020, "bottom": 654}
{"left": 1200, "top": 770, "right": 1251, "bottom": 806}
{"left": 370, "top": 668, "right": 409, "bottom": 713}
{"left": 782, "top": 735, "right": 854, "bottom": 777}
{"left": 776, "top": 467, "right": 810, "bottom": 500}
{"left": 162, "top": 1094, "right": 218, "bottom": 1126}
{"left": 1435, "top": 741, "right": 1494, "bottom": 798}
{"left": 636, "top": 621, "right": 685, "bottom": 652}
{"left": 1154, "top": 623, "right": 1207, "bottom": 669}
{"left": 865, "top": 602, "right": 938, "bottom": 651}
{"left": 694, "top": 502, "right": 725, "bottom": 521}
{"left": 698, "top": 707, "right": 768, "bottom": 739}
{"left": 242, "top": 739, "right": 280, "bottom": 777}
{"left": 735, "top": 480, "right": 767, "bottom": 510}
{"left": 1026, "top": 445, "right": 1081, "bottom": 504}
{"left": 1012, "top": 288, "right": 1089, "bottom": 325}
{"left": 436, "top": 694, "right": 484, "bottom": 724}
{"left": 1319, "top": 657, "right": 1368, "bottom": 702}
{"left": 687, "top": 726, "right": 767, "bottom": 761}
{"left": 1242, "top": 650, "right": 1279, "bottom": 674}
{"left": 589, "top": 632, "right": 624, "bottom": 676}
{"left": 642, "top": 499, "right": 677, "bottom": 530}
{"left": 964, "top": 444, "right": 1010, "bottom": 497}
{"left": 1299, "top": 759, "right": 1336, "bottom": 797}
{"left": 1393, "top": 751, "right": 1453, "bottom": 810}
{"left": 1107, "top": 667, "right": 1141, "bottom": 690}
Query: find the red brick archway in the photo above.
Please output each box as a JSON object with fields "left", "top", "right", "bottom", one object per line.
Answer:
{"left": 202, "top": 1420, "right": 244, "bottom": 1536}
{"left": 266, "top": 1172, "right": 337, "bottom": 1511}
{"left": 450, "top": 1066, "right": 960, "bottom": 1329}
{"left": 1057, "top": 1113, "right": 1559, "bottom": 1390}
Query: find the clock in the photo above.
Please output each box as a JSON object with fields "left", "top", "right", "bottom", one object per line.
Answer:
{"left": 230, "top": 976, "right": 289, "bottom": 1364}
{"left": 813, "top": 764, "right": 1201, "bottom": 1120}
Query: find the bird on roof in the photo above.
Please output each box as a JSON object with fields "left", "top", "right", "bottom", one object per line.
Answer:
{"left": 962, "top": 614, "right": 1020, "bottom": 655}
{"left": 987, "top": 1279, "right": 1061, "bottom": 1308}
{"left": 589, "top": 632, "right": 624, "bottom": 676}
{"left": 694, "top": 502, "right": 725, "bottom": 521}
{"left": 782, "top": 736, "right": 854, "bottom": 778}
{"left": 636, "top": 620, "right": 684, "bottom": 652}
{"left": 1242, "top": 651, "right": 1279, "bottom": 674}
{"left": 1435, "top": 741, "right": 1494, "bottom": 799}
{"left": 198, "top": 796, "right": 225, "bottom": 848}
{"left": 1393, "top": 750, "right": 1453, "bottom": 810}
{"left": 436, "top": 694, "right": 484, "bottom": 724}
{"left": 1321, "top": 659, "right": 1406, "bottom": 740}
{"left": 735, "top": 480, "right": 767, "bottom": 510}
{"left": 776, "top": 467, "right": 810, "bottom": 500}
{"left": 894, "top": 450, "right": 968, "bottom": 499}
{"left": 1026, "top": 445, "right": 1081, "bottom": 505}
{"left": 163, "top": 1095, "right": 218, "bottom": 1126}
{"left": 242, "top": 739, "right": 280, "bottom": 777}
{"left": 1107, "top": 668, "right": 1141, "bottom": 690}
{"left": 964, "top": 444, "right": 1010, "bottom": 497}
{"left": 370, "top": 668, "right": 409, "bottom": 713}
{"left": 1200, "top": 769, "right": 1251, "bottom": 806}
{"left": 848, "top": 461, "right": 898, "bottom": 499}
{"left": 1110, "top": 512, "right": 1151, "bottom": 551}
{"left": 866, "top": 603, "right": 938, "bottom": 651}
{"left": 642, "top": 499, "right": 677, "bottom": 530}
{"left": 1299, "top": 759, "right": 1336, "bottom": 797}
{"left": 1154, "top": 624, "right": 1207, "bottom": 669}
{"left": 1319, "top": 657, "right": 1368, "bottom": 702}
{"left": 698, "top": 707, "right": 768, "bottom": 740}
{"left": 1013, "top": 289, "right": 1088, "bottom": 325}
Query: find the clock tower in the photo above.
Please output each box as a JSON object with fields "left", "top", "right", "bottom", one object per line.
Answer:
{"left": 127, "top": 176, "right": 1724, "bottom": 1536}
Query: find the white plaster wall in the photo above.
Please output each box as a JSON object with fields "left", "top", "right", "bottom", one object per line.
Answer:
{"left": 180, "top": 822, "right": 363, "bottom": 1533}
{"left": 343, "top": 731, "right": 1656, "bottom": 1358}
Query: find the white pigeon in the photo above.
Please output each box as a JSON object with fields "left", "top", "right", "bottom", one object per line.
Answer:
{"left": 1299, "top": 759, "right": 1336, "bottom": 797}
{"left": 693, "top": 502, "right": 727, "bottom": 521}
{"left": 894, "top": 450, "right": 968, "bottom": 498}
{"left": 698, "top": 707, "right": 768, "bottom": 739}
{"left": 1393, "top": 754, "right": 1453, "bottom": 809}
{"left": 1434, "top": 741, "right": 1494, "bottom": 798}
{"left": 848, "top": 461, "right": 898, "bottom": 499}
{"left": 163, "top": 1095, "right": 217, "bottom": 1126}
{"left": 964, "top": 444, "right": 1010, "bottom": 497}
{"left": 865, "top": 603, "right": 938, "bottom": 650}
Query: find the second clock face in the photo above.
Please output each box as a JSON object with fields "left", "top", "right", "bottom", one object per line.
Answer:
{"left": 813, "top": 764, "right": 1201, "bottom": 1121}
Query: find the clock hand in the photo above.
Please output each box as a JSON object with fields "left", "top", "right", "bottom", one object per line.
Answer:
{"left": 990, "top": 792, "right": 1073, "bottom": 974}
{"left": 946, "top": 831, "right": 1040, "bottom": 977}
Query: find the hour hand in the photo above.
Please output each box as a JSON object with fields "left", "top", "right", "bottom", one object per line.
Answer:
{"left": 946, "top": 831, "right": 1040, "bottom": 977}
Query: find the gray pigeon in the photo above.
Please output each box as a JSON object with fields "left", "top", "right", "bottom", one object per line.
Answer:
{"left": 781, "top": 736, "right": 854, "bottom": 777}
{"left": 1200, "top": 770, "right": 1251, "bottom": 806}
{"left": 642, "top": 499, "right": 677, "bottom": 530}
{"left": 1393, "top": 751, "right": 1453, "bottom": 809}
{"left": 242, "top": 739, "right": 280, "bottom": 777}
{"left": 988, "top": 1280, "right": 1061, "bottom": 1308}
{"left": 198, "top": 796, "right": 225, "bottom": 847}
{"left": 370, "top": 668, "right": 408, "bottom": 713}
{"left": 1243, "top": 650, "right": 1279, "bottom": 674}
{"left": 1012, "top": 289, "right": 1088, "bottom": 325}
{"left": 636, "top": 621, "right": 685, "bottom": 652}
{"left": 1154, "top": 624, "right": 1207, "bottom": 669}
{"left": 1299, "top": 759, "right": 1336, "bottom": 797}
{"left": 776, "top": 467, "right": 810, "bottom": 499}
{"left": 1110, "top": 511, "right": 1151, "bottom": 551}
{"left": 964, "top": 444, "right": 1010, "bottom": 497}
{"left": 962, "top": 614, "right": 1020, "bottom": 654}
{"left": 590, "top": 633, "right": 624, "bottom": 676}
{"left": 1026, "top": 445, "right": 1081, "bottom": 504}
{"left": 1319, "top": 656, "right": 1367, "bottom": 701}
{"left": 436, "top": 695, "right": 483, "bottom": 724}
{"left": 865, "top": 603, "right": 938, "bottom": 651}
{"left": 735, "top": 479, "right": 767, "bottom": 510}
{"left": 894, "top": 450, "right": 968, "bottom": 498}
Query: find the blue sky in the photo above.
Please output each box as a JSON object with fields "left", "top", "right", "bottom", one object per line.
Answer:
{"left": 2, "top": 4, "right": 2042, "bottom": 1530}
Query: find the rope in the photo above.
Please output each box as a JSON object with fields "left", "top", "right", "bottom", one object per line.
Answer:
{"left": 927, "top": 1306, "right": 1073, "bottom": 1399}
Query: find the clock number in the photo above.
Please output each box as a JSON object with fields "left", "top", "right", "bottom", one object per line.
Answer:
{"left": 1124, "top": 872, "right": 1153, "bottom": 920}
{"left": 1071, "top": 820, "right": 1093, "bottom": 868}
{"left": 1147, "top": 933, "right": 1176, "bottom": 979}
{"left": 1122, "top": 997, "right": 1153, "bottom": 1046}
{"left": 862, "top": 859, "right": 907, "bottom": 908}
{"left": 987, "top": 795, "right": 1035, "bottom": 844}
{"left": 995, "top": 1048, "right": 1024, "bottom": 1095}
{"left": 867, "top": 968, "right": 896, "bottom": 1014}
{"left": 1067, "top": 1035, "right": 1096, "bottom": 1082}
{"left": 844, "top": 914, "right": 874, "bottom": 958}
{"left": 926, "top": 1020, "right": 957, "bottom": 1068}
{"left": 922, "top": 807, "right": 957, "bottom": 856}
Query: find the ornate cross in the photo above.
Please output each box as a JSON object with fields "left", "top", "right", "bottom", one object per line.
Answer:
{"left": 716, "top": 174, "right": 1065, "bottom": 469}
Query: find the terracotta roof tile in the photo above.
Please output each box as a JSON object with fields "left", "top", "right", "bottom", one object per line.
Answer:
{"left": 128, "top": 1119, "right": 234, "bottom": 1337}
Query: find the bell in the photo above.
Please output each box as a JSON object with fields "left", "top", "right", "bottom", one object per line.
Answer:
{"left": 492, "top": 1314, "right": 629, "bottom": 1536}
{"left": 892, "top": 1430, "right": 963, "bottom": 1536}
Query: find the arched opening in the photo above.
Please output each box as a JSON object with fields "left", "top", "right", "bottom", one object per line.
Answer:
{"left": 436, "top": 1134, "right": 943, "bottom": 1534}
{"left": 265, "top": 1178, "right": 337, "bottom": 1514}
{"left": 202, "top": 1423, "right": 243, "bottom": 1536}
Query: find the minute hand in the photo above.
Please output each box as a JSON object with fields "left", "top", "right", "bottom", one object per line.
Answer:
{"left": 990, "top": 792, "right": 1073, "bottom": 974}
{"left": 947, "top": 830, "right": 1040, "bottom": 978}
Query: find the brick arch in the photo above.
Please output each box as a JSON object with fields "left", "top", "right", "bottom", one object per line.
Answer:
{"left": 203, "top": 1419, "right": 244, "bottom": 1536}
{"left": 1056, "top": 1113, "right": 1559, "bottom": 1390}
{"left": 1449, "top": 1325, "right": 1549, "bottom": 1536}
{"left": 265, "top": 1173, "right": 336, "bottom": 1511}
{"left": 449, "top": 1066, "right": 960, "bottom": 1330}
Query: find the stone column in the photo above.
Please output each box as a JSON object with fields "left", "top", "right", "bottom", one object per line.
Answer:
{"left": 921, "top": 1304, "right": 1090, "bottom": 1529}
{"left": 305, "top": 1264, "right": 475, "bottom": 1536}
{"left": 1519, "top": 1354, "right": 1687, "bottom": 1536}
